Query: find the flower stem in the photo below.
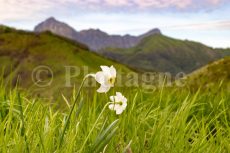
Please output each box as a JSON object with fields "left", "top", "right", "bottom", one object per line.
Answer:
{"left": 59, "top": 75, "right": 89, "bottom": 148}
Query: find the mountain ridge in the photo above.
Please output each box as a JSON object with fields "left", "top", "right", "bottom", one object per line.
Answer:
{"left": 34, "top": 17, "right": 161, "bottom": 51}
{"left": 102, "top": 34, "right": 226, "bottom": 75}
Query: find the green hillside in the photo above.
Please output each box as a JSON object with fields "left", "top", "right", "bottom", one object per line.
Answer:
{"left": 0, "top": 26, "right": 132, "bottom": 100}
{"left": 185, "top": 57, "right": 230, "bottom": 89}
{"left": 217, "top": 48, "right": 230, "bottom": 57}
{"left": 102, "top": 34, "right": 225, "bottom": 75}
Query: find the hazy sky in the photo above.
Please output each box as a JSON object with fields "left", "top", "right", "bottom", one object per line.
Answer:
{"left": 0, "top": 0, "right": 230, "bottom": 48}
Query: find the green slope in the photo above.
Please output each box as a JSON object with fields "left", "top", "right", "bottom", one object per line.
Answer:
{"left": 102, "top": 34, "right": 225, "bottom": 75}
{"left": 185, "top": 57, "right": 230, "bottom": 89}
{"left": 0, "top": 26, "right": 133, "bottom": 100}
{"left": 216, "top": 48, "right": 230, "bottom": 57}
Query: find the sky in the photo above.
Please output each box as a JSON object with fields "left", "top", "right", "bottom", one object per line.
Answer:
{"left": 0, "top": 0, "right": 230, "bottom": 48}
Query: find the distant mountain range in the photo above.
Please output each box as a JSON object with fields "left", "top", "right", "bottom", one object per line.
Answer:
{"left": 34, "top": 17, "right": 161, "bottom": 51}
{"left": 34, "top": 17, "right": 230, "bottom": 75}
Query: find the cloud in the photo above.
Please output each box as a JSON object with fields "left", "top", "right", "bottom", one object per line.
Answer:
{"left": 74, "top": 0, "right": 228, "bottom": 9}
{"left": 132, "top": 0, "right": 192, "bottom": 9}
{"left": 104, "top": 0, "right": 131, "bottom": 6}
{"left": 0, "top": 0, "right": 55, "bottom": 21}
{"left": 0, "top": 0, "right": 229, "bottom": 22}
{"left": 168, "top": 20, "right": 230, "bottom": 30}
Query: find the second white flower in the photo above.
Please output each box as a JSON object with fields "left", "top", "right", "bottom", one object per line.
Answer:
{"left": 108, "top": 92, "right": 127, "bottom": 115}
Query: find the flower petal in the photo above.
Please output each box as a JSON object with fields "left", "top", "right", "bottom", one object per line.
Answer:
{"left": 110, "top": 66, "right": 116, "bottom": 77}
{"left": 116, "top": 92, "right": 127, "bottom": 103}
{"left": 122, "top": 102, "right": 127, "bottom": 109}
{"left": 122, "top": 97, "right": 128, "bottom": 103}
{"left": 108, "top": 104, "right": 115, "bottom": 110}
{"left": 97, "top": 85, "right": 110, "bottom": 93}
{"left": 95, "top": 71, "right": 106, "bottom": 84}
{"left": 110, "top": 96, "right": 116, "bottom": 102}
{"left": 110, "top": 95, "right": 120, "bottom": 102}
{"left": 109, "top": 104, "right": 121, "bottom": 111}
{"left": 115, "top": 107, "right": 124, "bottom": 115}
{"left": 100, "top": 66, "right": 111, "bottom": 75}
{"left": 116, "top": 92, "right": 124, "bottom": 101}
{"left": 108, "top": 104, "right": 116, "bottom": 110}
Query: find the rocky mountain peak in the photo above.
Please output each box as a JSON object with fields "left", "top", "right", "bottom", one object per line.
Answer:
{"left": 139, "top": 28, "right": 162, "bottom": 39}
{"left": 45, "top": 17, "right": 57, "bottom": 22}
{"left": 34, "top": 17, "right": 77, "bottom": 39}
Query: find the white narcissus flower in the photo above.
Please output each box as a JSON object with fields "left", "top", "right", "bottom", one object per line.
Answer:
{"left": 108, "top": 92, "right": 127, "bottom": 115}
{"left": 94, "top": 65, "right": 116, "bottom": 93}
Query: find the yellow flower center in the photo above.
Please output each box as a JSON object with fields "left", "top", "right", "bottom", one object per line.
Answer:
{"left": 108, "top": 77, "right": 115, "bottom": 85}
{"left": 117, "top": 101, "right": 122, "bottom": 105}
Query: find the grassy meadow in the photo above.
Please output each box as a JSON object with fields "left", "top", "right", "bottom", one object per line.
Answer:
{"left": 0, "top": 81, "right": 230, "bottom": 153}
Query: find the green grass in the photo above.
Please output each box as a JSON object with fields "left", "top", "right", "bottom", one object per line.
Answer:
{"left": 0, "top": 80, "right": 230, "bottom": 152}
